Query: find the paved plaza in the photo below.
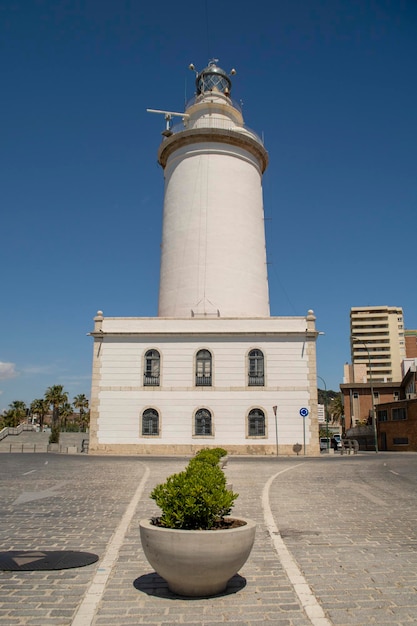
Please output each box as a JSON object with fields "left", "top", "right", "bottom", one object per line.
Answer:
{"left": 1, "top": 451, "right": 417, "bottom": 625}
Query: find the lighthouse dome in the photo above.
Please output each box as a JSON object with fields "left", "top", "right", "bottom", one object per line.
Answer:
{"left": 196, "top": 60, "right": 232, "bottom": 96}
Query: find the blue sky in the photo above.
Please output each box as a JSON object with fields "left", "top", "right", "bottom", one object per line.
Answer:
{"left": 1, "top": 0, "right": 416, "bottom": 411}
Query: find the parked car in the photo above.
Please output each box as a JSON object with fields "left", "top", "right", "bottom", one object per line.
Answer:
{"left": 320, "top": 437, "right": 328, "bottom": 451}
{"left": 320, "top": 437, "right": 342, "bottom": 452}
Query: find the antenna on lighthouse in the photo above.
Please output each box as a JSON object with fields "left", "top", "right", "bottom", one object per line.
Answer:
{"left": 146, "top": 109, "right": 189, "bottom": 137}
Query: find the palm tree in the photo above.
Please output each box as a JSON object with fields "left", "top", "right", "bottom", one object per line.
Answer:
{"left": 3, "top": 401, "right": 27, "bottom": 427}
{"left": 329, "top": 394, "right": 344, "bottom": 425}
{"left": 11, "top": 401, "right": 27, "bottom": 426}
{"left": 30, "top": 398, "right": 49, "bottom": 430}
{"left": 73, "top": 394, "right": 89, "bottom": 432}
{"left": 45, "top": 385, "right": 68, "bottom": 443}
{"left": 60, "top": 402, "right": 74, "bottom": 431}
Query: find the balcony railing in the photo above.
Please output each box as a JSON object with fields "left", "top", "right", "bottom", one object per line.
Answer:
{"left": 144, "top": 375, "right": 160, "bottom": 386}
{"left": 196, "top": 376, "right": 212, "bottom": 387}
{"left": 168, "top": 117, "right": 264, "bottom": 145}
{"left": 248, "top": 376, "right": 264, "bottom": 386}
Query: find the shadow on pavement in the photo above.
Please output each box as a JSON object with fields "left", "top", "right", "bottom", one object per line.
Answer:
{"left": 0, "top": 550, "right": 99, "bottom": 571}
{"left": 133, "top": 572, "right": 247, "bottom": 599}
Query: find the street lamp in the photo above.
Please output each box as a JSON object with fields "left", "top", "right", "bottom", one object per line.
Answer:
{"left": 351, "top": 337, "right": 378, "bottom": 453}
{"left": 317, "top": 375, "right": 329, "bottom": 451}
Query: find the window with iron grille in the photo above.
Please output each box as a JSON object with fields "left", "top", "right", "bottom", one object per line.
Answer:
{"left": 195, "top": 350, "right": 212, "bottom": 386}
{"left": 195, "top": 408, "right": 212, "bottom": 436}
{"left": 377, "top": 409, "right": 388, "bottom": 422}
{"left": 248, "top": 349, "right": 264, "bottom": 386}
{"left": 144, "top": 349, "right": 160, "bottom": 386}
{"left": 248, "top": 408, "right": 266, "bottom": 437}
{"left": 142, "top": 408, "right": 159, "bottom": 436}
{"left": 392, "top": 407, "right": 406, "bottom": 421}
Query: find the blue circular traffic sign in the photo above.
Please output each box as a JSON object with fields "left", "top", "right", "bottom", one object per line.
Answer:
{"left": 299, "top": 407, "right": 309, "bottom": 417}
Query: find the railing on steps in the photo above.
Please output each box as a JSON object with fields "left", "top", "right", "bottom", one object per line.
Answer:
{"left": 0, "top": 443, "right": 49, "bottom": 453}
{"left": 0, "top": 423, "right": 35, "bottom": 441}
{"left": 0, "top": 426, "right": 90, "bottom": 454}
{"left": 0, "top": 443, "right": 89, "bottom": 454}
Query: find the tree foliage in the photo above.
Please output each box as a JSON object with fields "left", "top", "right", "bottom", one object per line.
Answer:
{"left": 1, "top": 386, "right": 90, "bottom": 435}
{"left": 1, "top": 401, "right": 27, "bottom": 428}
{"left": 30, "top": 398, "right": 49, "bottom": 430}
{"left": 73, "top": 394, "right": 89, "bottom": 431}
{"left": 45, "top": 385, "right": 69, "bottom": 444}
{"left": 318, "top": 388, "right": 341, "bottom": 405}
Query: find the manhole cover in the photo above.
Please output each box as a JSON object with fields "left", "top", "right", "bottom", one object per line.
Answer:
{"left": 0, "top": 550, "right": 99, "bottom": 571}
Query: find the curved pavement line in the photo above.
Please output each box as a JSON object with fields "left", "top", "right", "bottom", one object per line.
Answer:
{"left": 72, "top": 464, "right": 150, "bottom": 626}
{"left": 262, "top": 465, "right": 333, "bottom": 626}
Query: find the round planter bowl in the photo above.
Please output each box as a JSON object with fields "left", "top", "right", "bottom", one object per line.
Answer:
{"left": 139, "top": 517, "right": 256, "bottom": 597}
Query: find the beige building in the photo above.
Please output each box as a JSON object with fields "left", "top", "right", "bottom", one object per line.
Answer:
{"left": 348, "top": 306, "right": 406, "bottom": 383}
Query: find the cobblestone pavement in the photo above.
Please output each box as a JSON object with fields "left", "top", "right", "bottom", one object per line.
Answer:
{"left": 1, "top": 452, "right": 417, "bottom": 625}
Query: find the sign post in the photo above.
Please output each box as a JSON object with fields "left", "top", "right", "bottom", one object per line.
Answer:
{"left": 272, "top": 405, "right": 278, "bottom": 456}
{"left": 299, "top": 408, "right": 309, "bottom": 456}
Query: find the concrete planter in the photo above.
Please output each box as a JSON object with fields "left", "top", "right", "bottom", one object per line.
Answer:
{"left": 219, "top": 455, "right": 228, "bottom": 469}
{"left": 139, "top": 517, "right": 256, "bottom": 596}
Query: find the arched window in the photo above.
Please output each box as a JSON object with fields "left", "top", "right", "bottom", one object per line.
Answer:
{"left": 144, "top": 349, "right": 160, "bottom": 386}
{"left": 195, "top": 408, "right": 212, "bottom": 436}
{"left": 142, "top": 408, "right": 159, "bottom": 436}
{"left": 195, "top": 349, "right": 212, "bottom": 386}
{"left": 248, "top": 349, "right": 264, "bottom": 386}
{"left": 248, "top": 408, "right": 265, "bottom": 437}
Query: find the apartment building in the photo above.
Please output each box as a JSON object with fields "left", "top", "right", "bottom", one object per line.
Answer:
{"left": 349, "top": 306, "right": 406, "bottom": 383}
{"left": 340, "top": 381, "right": 401, "bottom": 429}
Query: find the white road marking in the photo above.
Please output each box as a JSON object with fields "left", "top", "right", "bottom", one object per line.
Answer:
{"left": 262, "top": 465, "right": 333, "bottom": 626}
{"left": 22, "top": 470, "right": 37, "bottom": 475}
{"left": 71, "top": 465, "right": 150, "bottom": 626}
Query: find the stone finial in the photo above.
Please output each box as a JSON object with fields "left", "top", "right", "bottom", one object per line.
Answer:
{"left": 93, "top": 310, "right": 104, "bottom": 333}
{"left": 306, "top": 309, "right": 317, "bottom": 335}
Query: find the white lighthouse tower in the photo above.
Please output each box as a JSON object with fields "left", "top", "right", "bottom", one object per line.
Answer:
{"left": 157, "top": 61, "right": 269, "bottom": 319}
{"left": 88, "top": 61, "right": 320, "bottom": 456}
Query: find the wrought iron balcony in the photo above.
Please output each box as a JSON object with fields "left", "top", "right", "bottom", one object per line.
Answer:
{"left": 248, "top": 375, "right": 264, "bottom": 386}
{"left": 196, "top": 375, "right": 212, "bottom": 387}
{"left": 144, "top": 375, "right": 160, "bottom": 386}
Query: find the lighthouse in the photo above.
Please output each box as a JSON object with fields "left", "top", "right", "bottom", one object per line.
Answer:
{"left": 88, "top": 61, "right": 320, "bottom": 456}
{"left": 156, "top": 60, "right": 269, "bottom": 318}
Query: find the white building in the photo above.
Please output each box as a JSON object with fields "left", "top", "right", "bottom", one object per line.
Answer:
{"left": 89, "top": 61, "right": 320, "bottom": 455}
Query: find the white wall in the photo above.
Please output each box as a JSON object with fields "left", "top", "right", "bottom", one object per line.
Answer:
{"left": 95, "top": 327, "right": 313, "bottom": 448}
{"left": 158, "top": 143, "right": 269, "bottom": 318}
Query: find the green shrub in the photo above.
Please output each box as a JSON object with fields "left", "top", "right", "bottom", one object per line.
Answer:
{"left": 49, "top": 426, "right": 60, "bottom": 444}
{"left": 150, "top": 454, "right": 237, "bottom": 530}
{"left": 189, "top": 448, "right": 222, "bottom": 468}
{"left": 189, "top": 447, "right": 228, "bottom": 467}
{"left": 210, "top": 447, "right": 228, "bottom": 458}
